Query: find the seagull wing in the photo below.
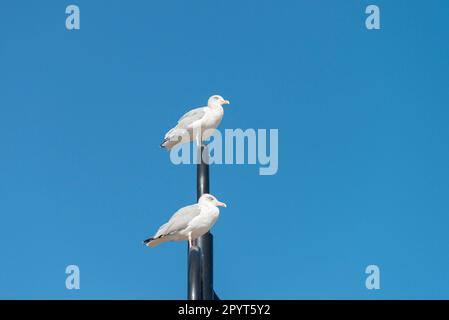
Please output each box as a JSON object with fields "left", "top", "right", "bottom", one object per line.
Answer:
{"left": 154, "top": 204, "right": 202, "bottom": 238}
{"left": 177, "top": 107, "right": 207, "bottom": 128}
{"left": 161, "top": 107, "right": 207, "bottom": 149}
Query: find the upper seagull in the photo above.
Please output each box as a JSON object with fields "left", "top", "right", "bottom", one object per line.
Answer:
{"left": 160, "top": 95, "right": 230, "bottom": 149}
{"left": 143, "top": 194, "right": 227, "bottom": 247}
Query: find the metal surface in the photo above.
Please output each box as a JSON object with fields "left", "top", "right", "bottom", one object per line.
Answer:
{"left": 196, "top": 144, "right": 210, "bottom": 197}
{"left": 187, "top": 246, "right": 201, "bottom": 300}
{"left": 187, "top": 144, "right": 215, "bottom": 300}
{"left": 197, "top": 233, "right": 213, "bottom": 300}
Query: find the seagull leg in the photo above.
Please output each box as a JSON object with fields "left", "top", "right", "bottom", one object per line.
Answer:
{"left": 188, "top": 233, "right": 193, "bottom": 248}
{"left": 194, "top": 130, "right": 202, "bottom": 164}
{"left": 196, "top": 132, "right": 201, "bottom": 148}
{"left": 193, "top": 125, "right": 202, "bottom": 148}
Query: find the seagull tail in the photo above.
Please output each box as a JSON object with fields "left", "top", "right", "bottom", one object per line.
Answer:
{"left": 143, "top": 237, "right": 164, "bottom": 248}
{"left": 160, "top": 137, "right": 181, "bottom": 150}
{"left": 160, "top": 139, "right": 172, "bottom": 150}
{"left": 161, "top": 129, "right": 187, "bottom": 150}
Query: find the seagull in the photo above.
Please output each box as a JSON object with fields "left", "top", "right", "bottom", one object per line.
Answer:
{"left": 143, "top": 194, "right": 227, "bottom": 248}
{"left": 160, "top": 95, "right": 230, "bottom": 149}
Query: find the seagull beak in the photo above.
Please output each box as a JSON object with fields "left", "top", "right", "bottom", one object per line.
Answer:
{"left": 216, "top": 201, "right": 227, "bottom": 208}
{"left": 223, "top": 100, "right": 230, "bottom": 105}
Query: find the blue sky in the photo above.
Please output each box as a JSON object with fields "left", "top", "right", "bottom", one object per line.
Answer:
{"left": 1, "top": 0, "right": 449, "bottom": 299}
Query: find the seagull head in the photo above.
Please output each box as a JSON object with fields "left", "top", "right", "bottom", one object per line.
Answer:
{"left": 198, "top": 193, "right": 227, "bottom": 208}
{"left": 207, "top": 95, "right": 230, "bottom": 108}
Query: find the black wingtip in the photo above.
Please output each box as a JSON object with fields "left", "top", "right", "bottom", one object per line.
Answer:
{"left": 160, "top": 138, "right": 168, "bottom": 149}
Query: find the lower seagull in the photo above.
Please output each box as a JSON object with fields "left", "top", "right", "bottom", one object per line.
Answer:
{"left": 143, "top": 194, "right": 227, "bottom": 248}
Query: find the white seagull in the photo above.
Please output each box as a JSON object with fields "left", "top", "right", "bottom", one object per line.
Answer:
{"left": 143, "top": 194, "right": 227, "bottom": 248}
{"left": 160, "top": 95, "right": 230, "bottom": 149}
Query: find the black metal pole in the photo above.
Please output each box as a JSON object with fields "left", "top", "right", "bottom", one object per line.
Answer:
{"left": 187, "top": 246, "right": 201, "bottom": 300}
{"left": 187, "top": 144, "right": 214, "bottom": 300}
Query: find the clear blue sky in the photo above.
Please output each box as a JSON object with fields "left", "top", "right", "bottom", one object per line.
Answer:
{"left": 1, "top": 0, "right": 449, "bottom": 299}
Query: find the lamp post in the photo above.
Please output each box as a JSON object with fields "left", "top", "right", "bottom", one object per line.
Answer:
{"left": 187, "top": 144, "right": 215, "bottom": 300}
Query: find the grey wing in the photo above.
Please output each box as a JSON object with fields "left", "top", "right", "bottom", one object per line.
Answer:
{"left": 177, "top": 107, "right": 207, "bottom": 129}
{"left": 162, "top": 107, "right": 207, "bottom": 146}
{"left": 154, "top": 204, "right": 202, "bottom": 238}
